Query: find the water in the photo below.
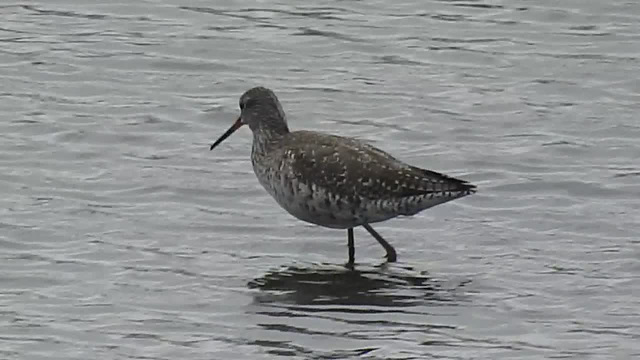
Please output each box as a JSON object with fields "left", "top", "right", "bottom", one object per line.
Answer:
{"left": 1, "top": 1, "right": 639, "bottom": 359}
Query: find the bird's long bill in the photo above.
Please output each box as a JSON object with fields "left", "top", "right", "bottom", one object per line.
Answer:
{"left": 210, "top": 116, "right": 243, "bottom": 150}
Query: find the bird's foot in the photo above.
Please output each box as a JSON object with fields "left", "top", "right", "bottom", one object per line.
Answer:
{"left": 385, "top": 252, "right": 397, "bottom": 263}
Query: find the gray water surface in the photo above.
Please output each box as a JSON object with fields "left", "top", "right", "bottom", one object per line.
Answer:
{"left": 1, "top": 1, "right": 639, "bottom": 359}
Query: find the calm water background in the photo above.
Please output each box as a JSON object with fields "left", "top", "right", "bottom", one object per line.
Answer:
{"left": 1, "top": 1, "right": 639, "bottom": 359}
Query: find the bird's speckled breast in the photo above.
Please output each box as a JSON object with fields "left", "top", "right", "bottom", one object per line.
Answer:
{"left": 251, "top": 151, "right": 377, "bottom": 229}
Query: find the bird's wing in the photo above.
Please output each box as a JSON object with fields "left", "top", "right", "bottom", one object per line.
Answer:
{"left": 282, "top": 131, "right": 475, "bottom": 199}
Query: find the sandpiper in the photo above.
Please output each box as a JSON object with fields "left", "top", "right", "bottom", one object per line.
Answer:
{"left": 210, "top": 87, "right": 476, "bottom": 266}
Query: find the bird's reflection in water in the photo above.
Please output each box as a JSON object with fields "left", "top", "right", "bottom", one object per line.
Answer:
{"left": 246, "top": 263, "right": 470, "bottom": 358}
{"left": 248, "top": 262, "right": 469, "bottom": 308}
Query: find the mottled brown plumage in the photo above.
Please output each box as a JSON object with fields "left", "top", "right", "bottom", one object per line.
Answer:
{"left": 281, "top": 131, "right": 474, "bottom": 200}
{"left": 210, "top": 86, "right": 476, "bottom": 265}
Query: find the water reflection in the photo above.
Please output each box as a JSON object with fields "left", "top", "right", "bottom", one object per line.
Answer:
{"left": 246, "top": 264, "right": 469, "bottom": 358}
{"left": 249, "top": 263, "right": 469, "bottom": 308}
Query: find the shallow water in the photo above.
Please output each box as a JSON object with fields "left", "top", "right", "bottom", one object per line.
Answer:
{"left": 1, "top": 1, "right": 639, "bottom": 359}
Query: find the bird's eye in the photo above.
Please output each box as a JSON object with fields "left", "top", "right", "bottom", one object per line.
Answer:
{"left": 239, "top": 102, "right": 244, "bottom": 110}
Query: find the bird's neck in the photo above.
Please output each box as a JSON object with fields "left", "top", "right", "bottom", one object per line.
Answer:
{"left": 251, "top": 123, "right": 289, "bottom": 155}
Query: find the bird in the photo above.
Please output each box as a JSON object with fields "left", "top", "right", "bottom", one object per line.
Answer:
{"left": 209, "top": 86, "right": 476, "bottom": 266}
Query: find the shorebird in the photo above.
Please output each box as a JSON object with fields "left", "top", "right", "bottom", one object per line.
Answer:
{"left": 210, "top": 87, "right": 476, "bottom": 266}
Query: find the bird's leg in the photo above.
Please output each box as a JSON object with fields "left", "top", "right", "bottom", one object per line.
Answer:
{"left": 362, "top": 224, "right": 397, "bottom": 262}
{"left": 346, "top": 228, "right": 355, "bottom": 268}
